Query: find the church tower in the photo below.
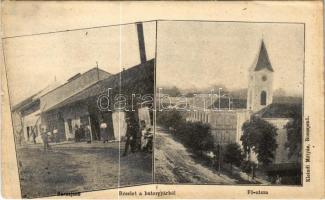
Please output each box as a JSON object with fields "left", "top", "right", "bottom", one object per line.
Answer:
{"left": 247, "top": 40, "right": 274, "bottom": 112}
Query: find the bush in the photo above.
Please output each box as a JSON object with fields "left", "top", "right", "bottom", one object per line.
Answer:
{"left": 240, "top": 160, "right": 257, "bottom": 176}
{"left": 175, "top": 121, "right": 214, "bottom": 155}
{"left": 223, "top": 143, "right": 243, "bottom": 168}
{"left": 157, "top": 110, "right": 215, "bottom": 156}
{"left": 156, "top": 109, "right": 185, "bottom": 129}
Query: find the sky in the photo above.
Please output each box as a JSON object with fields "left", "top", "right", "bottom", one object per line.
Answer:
{"left": 3, "top": 3, "right": 304, "bottom": 106}
{"left": 4, "top": 22, "right": 156, "bottom": 106}
{"left": 156, "top": 21, "right": 304, "bottom": 96}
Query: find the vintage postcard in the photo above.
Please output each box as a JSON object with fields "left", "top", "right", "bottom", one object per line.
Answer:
{"left": 1, "top": 1, "right": 324, "bottom": 199}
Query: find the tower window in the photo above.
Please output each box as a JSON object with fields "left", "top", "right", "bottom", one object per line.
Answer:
{"left": 262, "top": 75, "right": 267, "bottom": 81}
{"left": 261, "top": 91, "right": 267, "bottom": 105}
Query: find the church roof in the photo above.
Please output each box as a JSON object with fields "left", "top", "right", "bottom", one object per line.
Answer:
{"left": 254, "top": 40, "right": 274, "bottom": 72}
{"left": 255, "top": 103, "right": 301, "bottom": 118}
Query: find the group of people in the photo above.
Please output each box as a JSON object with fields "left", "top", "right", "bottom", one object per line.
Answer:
{"left": 39, "top": 116, "right": 153, "bottom": 153}
{"left": 74, "top": 124, "right": 92, "bottom": 143}
{"left": 123, "top": 118, "right": 153, "bottom": 156}
{"left": 73, "top": 120, "right": 115, "bottom": 144}
{"left": 40, "top": 127, "right": 59, "bottom": 151}
{"left": 100, "top": 120, "right": 115, "bottom": 143}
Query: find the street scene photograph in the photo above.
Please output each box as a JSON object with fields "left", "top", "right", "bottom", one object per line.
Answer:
{"left": 155, "top": 20, "right": 304, "bottom": 185}
{"left": 4, "top": 21, "right": 156, "bottom": 198}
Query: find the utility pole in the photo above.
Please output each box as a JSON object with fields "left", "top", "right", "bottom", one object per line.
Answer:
{"left": 217, "top": 132, "right": 224, "bottom": 176}
{"left": 96, "top": 61, "right": 100, "bottom": 81}
{"left": 218, "top": 88, "right": 222, "bottom": 110}
{"left": 218, "top": 144, "right": 221, "bottom": 175}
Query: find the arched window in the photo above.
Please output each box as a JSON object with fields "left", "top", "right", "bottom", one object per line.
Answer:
{"left": 261, "top": 91, "right": 267, "bottom": 105}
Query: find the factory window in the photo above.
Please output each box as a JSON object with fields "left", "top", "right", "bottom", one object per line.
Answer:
{"left": 67, "top": 119, "right": 73, "bottom": 134}
{"left": 261, "top": 91, "right": 267, "bottom": 105}
{"left": 26, "top": 126, "right": 30, "bottom": 138}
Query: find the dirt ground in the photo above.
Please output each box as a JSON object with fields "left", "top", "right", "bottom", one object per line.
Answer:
{"left": 154, "top": 127, "right": 236, "bottom": 184}
{"left": 16, "top": 141, "right": 152, "bottom": 198}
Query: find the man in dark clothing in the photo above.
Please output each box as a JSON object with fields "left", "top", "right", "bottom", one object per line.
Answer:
{"left": 32, "top": 129, "right": 36, "bottom": 144}
{"left": 41, "top": 128, "right": 50, "bottom": 151}
{"left": 79, "top": 125, "right": 85, "bottom": 141}
{"left": 84, "top": 125, "right": 92, "bottom": 143}
{"left": 122, "top": 116, "right": 138, "bottom": 156}
{"left": 100, "top": 120, "right": 109, "bottom": 143}
{"left": 74, "top": 125, "right": 80, "bottom": 142}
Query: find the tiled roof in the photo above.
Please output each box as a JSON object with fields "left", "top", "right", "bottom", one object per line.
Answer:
{"left": 43, "top": 59, "right": 154, "bottom": 112}
{"left": 256, "top": 103, "right": 302, "bottom": 118}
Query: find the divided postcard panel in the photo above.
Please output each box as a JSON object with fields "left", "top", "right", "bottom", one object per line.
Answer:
{"left": 154, "top": 20, "right": 304, "bottom": 186}
{"left": 4, "top": 21, "right": 156, "bottom": 198}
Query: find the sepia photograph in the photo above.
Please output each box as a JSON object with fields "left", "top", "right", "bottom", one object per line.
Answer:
{"left": 4, "top": 21, "right": 156, "bottom": 198}
{"left": 1, "top": 1, "right": 324, "bottom": 199}
{"left": 155, "top": 20, "right": 304, "bottom": 185}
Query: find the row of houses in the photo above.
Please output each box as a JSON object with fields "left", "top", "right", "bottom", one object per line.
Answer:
{"left": 12, "top": 59, "right": 154, "bottom": 144}
{"left": 12, "top": 22, "right": 154, "bottom": 144}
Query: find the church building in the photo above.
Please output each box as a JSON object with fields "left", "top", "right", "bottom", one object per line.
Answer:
{"left": 247, "top": 40, "right": 274, "bottom": 112}
{"left": 186, "top": 40, "right": 299, "bottom": 167}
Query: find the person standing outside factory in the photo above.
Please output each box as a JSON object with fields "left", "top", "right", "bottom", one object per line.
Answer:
{"left": 53, "top": 127, "right": 59, "bottom": 143}
{"left": 100, "top": 119, "right": 109, "bottom": 143}
{"left": 79, "top": 125, "right": 85, "bottom": 141}
{"left": 84, "top": 125, "right": 92, "bottom": 143}
{"left": 41, "top": 127, "right": 50, "bottom": 151}
{"left": 140, "top": 120, "right": 146, "bottom": 150}
{"left": 123, "top": 115, "right": 138, "bottom": 156}
{"left": 74, "top": 124, "right": 80, "bottom": 142}
{"left": 31, "top": 129, "right": 36, "bottom": 144}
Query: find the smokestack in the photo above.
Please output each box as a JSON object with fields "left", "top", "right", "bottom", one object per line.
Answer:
{"left": 136, "top": 22, "right": 147, "bottom": 64}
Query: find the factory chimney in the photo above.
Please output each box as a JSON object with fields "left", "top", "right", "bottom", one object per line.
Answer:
{"left": 136, "top": 22, "right": 147, "bottom": 64}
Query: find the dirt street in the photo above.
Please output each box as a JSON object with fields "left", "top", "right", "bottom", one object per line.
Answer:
{"left": 154, "top": 127, "right": 236, "bottom": 184}
{"left": 16, "top": 141, "right": 152, "bottom": 198}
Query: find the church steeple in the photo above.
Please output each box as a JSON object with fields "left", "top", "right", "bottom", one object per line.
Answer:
{"left": 247, "top": 39, "right": 274, "bottom": 112}
{"left": 254, "top": 40, "right": 274, "bottom": 72}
